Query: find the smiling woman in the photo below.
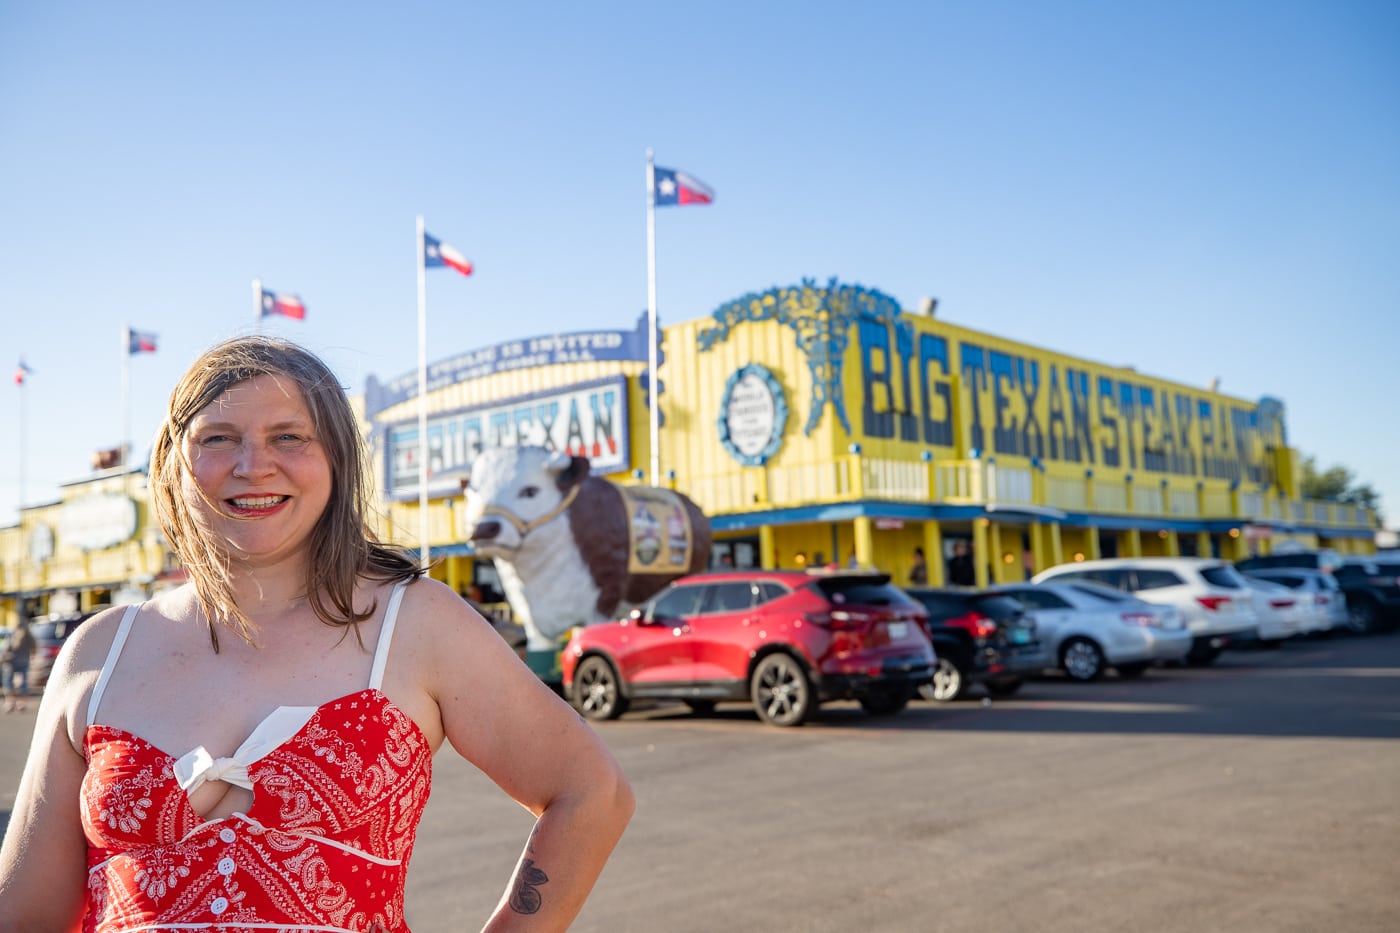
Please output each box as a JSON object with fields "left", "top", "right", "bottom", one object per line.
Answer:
{"left": 0, "top": 335, "right": 634, "bottom": 932}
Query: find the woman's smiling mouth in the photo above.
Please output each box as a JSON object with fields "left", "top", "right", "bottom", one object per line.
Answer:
{"left": 226, "top": 495, "right": 290, "bottom": 514}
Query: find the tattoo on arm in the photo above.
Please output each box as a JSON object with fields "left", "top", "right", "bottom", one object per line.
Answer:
{"left": 509, "top": 858, "right": 550, "bottom": 915}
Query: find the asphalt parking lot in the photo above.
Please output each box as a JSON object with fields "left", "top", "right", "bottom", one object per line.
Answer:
{"left": 3, "top": 631, "right": 1398, "bottom": 932}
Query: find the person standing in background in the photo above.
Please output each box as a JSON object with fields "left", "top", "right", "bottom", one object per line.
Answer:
{"left": 2, "top": 622, "right": 34, "bottom": 713}
{"left": 947, "top": 540, "right": 976, "bottom": 586}
{"left": 908, "top": 547, "right": 929, "bottom": 585}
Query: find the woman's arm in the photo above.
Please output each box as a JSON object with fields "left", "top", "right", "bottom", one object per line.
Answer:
{"left": 0, "top": 629, "right": 96, "bottom": 931}
{"left": 401, "top": 580, "right": 635, "bottom": 932}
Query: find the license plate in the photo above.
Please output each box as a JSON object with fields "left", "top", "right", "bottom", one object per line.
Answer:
{"left": 888, "top": 622, "right": 908, "bottom": 638}
{"left": 1008, "top": 627, "right": 1032, "bottom": 645}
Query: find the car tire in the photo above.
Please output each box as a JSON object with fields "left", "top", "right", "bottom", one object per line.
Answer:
{"left": 918, "top": 656, "right": 966, "bottom": 702}
{"left": 859, "top": 683, "right": 912, "bottom": 716}
{"left": 1061, "top": 637, "right": 1105, "bottom": 682}
{"left": 684, "top": 700, "right": 717, "bottom": 716}
{"left": 1347, "top": 598, "right": 1378, "bottom": 634}
{"left": 983, "top": 677, "right": 1024, "bottom": 698}
{"left": 750, "top": 653, "right": 812, "bottom": 727}
{"left": 1186, "top": 642, "right": 1222, "bottom": 665}
{"left": 1115, "top": 662, "right": 1150, "bottom": 679}
{"left": 572, "top": 656, "right": 629, "bottom": 721}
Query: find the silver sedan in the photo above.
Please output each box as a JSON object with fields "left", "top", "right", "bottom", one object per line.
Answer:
{"left": 994, "top": 581, "right": 1193, "bottom": 681}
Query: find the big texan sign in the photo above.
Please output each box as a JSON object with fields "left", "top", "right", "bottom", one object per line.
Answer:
{"left": 857, "top": 317, "right": 1286, "bottom": 488}
{"left": 386, "top": 376, "right": 629, "bottom": 497}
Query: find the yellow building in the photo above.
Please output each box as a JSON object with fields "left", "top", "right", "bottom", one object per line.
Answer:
{"left": 0, "top": 280, "right": 1379, "bottom": 625}
{"left": 369, "top": 280, "right": 1376, "bottom": 600}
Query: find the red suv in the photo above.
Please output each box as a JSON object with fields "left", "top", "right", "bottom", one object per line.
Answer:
{"left": 562, "top": 569, "right": 935, "bottom": 727}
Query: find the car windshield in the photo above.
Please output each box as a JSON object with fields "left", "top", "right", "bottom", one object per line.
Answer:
{"left": 1200, "top": 565, "right": 1246, "bottom": 589}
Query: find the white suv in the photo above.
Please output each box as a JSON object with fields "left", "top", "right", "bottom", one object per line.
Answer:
{"left": 1032, "top": 557, "right": 1260, "bottom": 665}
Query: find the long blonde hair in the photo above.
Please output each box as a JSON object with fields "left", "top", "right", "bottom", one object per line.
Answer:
{"left": 148, "top": 336, "right": 419, "bottom": 647}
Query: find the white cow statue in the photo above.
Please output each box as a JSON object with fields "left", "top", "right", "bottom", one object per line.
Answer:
{"left": 461, "top": 446, "right": 712, "bottom": 652}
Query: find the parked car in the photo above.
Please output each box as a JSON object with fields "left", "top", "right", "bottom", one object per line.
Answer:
{"left": 1238, "top": 577, "right": 1307, "bottom": 644}
{"left": 29, "top": 608, "right": 105, "bottom": 691}
{"left": 1031, "top": 558, "right": 1260, "bottom": 664}
{"left": 991, "top": 581, "right": 1192, "bottom": 681}
{"left": 561, "top": 569, "right": 936, "bottom": 727}
{"left": 1241, "top": 567, "right": 1346, "bottom": 634}
{"left": 902, "top": 587, "right": 1045, "bottom": 700}
{"left": 1331, "top": 558, "right": 1400, "bottom": 633}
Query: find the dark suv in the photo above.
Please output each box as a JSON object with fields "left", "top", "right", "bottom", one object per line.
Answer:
{"left": 902, "top": 588, "right": 1045, "bottom": 701}
{"left": 561, "top": 569, "right": 936, "bottom": 727}
{"left": 29, "top": 608, "right": 105, "bottom": 691}
{"left": 1331, "top": 559, "right": 1400, "bottom": 633}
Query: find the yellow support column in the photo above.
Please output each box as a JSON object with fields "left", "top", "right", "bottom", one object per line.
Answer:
{"left": 973, "top": 518, "right": 991, "bottom": 587}
{"left": 1163, "top": 531, "right": 1180, "bottom": 557}
{"left": 1196, "top": 531, "right": 1212, "bottom": 559}
{"left": 760, "top": 525, "right": 777, "bottom": 570}
{"left": 853, "top": 515, "right": 874, "bottom": 569}
{"left": 1087, "top": 526, "right": 1103, "bottom": 560}
{"left": 987, "top": 521, "right": 1004, "bottom": 585}
{"left": 1125, "top": 527, "right": 1143, "bottom": 558}
{"left": 923, "top": 522, "right": 945, "bottom": 587}
{"left": 1049, "top": 522, "right": 1064, "bottom": 569}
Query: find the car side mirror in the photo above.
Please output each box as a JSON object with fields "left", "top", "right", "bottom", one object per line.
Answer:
{"left": 628, "top": 607, "right": 649, "bottom": 624}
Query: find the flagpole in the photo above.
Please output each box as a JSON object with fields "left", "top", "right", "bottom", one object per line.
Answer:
{"left": 121, "top": 325, "right": 131, "bottom": 471}
{"left": 121, "top": 325, "right": 134, "bottom": 580}
{"left": 645, "top": 149, "right": 660, "bottom": 486}
{"left": 16, "top": 367, "right": 26, "bottom": 522}
{"left": 252, "top": 279, "right": 263, "bottom": 330}
{"left": 416, "top": 215, "right": 431, "bottom": 567}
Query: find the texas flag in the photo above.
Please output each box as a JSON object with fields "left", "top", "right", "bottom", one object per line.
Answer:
{"left": 128, "top": 329, "right": 158, "bottom": 355}
{"left": 260, "top": 287, "right": 307, "bottom": 320}
{"left": 424, "top": 233, "right": 473, "bottom": 276}
{"left": 14, "top": 359, "right": 32, "bottom": 385}
{"left": 653, "top": 166, "right": 714, "bottom": 207}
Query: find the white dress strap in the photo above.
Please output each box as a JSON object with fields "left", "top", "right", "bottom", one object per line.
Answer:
{"left": 87, "top": 603, "right": 141, "bottom": 727}
{"left": 368, "top": 582, "right": 409, "bottom": 691}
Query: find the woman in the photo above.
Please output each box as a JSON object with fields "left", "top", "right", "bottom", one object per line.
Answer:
{"left": 0, "top": 336, "right": 634, "bottom": 931}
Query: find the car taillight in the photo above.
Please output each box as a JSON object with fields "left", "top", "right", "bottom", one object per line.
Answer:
{"left": 1269, "top": 598, "right": 1295, "bottom": 609}
{"left": 1119, "top": 612, "right": 1156, "bottom": 627}
{"left": 803, "top": 610, "right": 866, "bottom": 631}
{"left": 1197, "top": 596, "right": 1232, "bottom": 611}
{"left": 947, "top": 611, "right": 997, "bottom": 639}
{"left": 1314, "top": 595, "right": 1330, "bottom": 605}
{"left": 46, "top": 646, "right": 61, "bottom": 658}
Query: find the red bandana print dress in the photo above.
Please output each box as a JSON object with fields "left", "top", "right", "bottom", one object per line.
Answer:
{"left": 79, "top": 584, "right": 433, "bottom": 932}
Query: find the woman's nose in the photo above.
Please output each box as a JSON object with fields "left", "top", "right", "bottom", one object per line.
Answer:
{"left": 233, "top": 440, "right": 277, "bottom": 478}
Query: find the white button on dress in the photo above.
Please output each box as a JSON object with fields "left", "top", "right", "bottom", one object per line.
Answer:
{"left": 217, "top": 857, "right": 236, "bottom": 875}
{"left": 219, "top": 828, "right": 236, "bottom": 844}
{"left": 210, "top": 896, "right": 229, "bottom": 915}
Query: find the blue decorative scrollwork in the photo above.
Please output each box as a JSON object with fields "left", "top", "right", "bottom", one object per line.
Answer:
{"left": 698, "top": 278, "right": 906, "bottom": 436}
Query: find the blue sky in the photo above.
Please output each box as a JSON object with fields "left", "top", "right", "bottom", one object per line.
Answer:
{"left": 2, "top": 1, "right": 1397, "bottom": 528}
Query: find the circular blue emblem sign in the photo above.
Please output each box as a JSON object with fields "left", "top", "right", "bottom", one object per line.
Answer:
{"left": 718, "top": 364, "right": 787, "bottom": 466}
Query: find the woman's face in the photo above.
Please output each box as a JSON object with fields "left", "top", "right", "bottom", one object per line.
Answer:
{"left": 182, "top": 373, "right": 332, "bottom": 568}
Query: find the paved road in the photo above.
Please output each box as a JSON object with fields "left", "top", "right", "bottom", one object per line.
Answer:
{"left": 3, "top": 632, "right": 1398, "bottom": 932}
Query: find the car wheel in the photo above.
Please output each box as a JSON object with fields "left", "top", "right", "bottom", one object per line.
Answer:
{"left": 684, "top": 700, "right": 717, "bottom": 716}
{"left": 1347, "top": 599, "right": 1378, "bottom": 634}
{"left": 983, "top": 677, "right": 1024, "bottom": 698}
{"left": 1061, "top": 637, "right": 1105, "bottom": 682}
{"left": 918, "top": 656, "right": 966, "bottom": 702}
{"left": 859, "top": 683, "right": 912, "bottom": 716}
{"left": 572, "top": 656, "right": 629, "bottom": 721}
{"left": 1186, "top": 643, "right": 1222, "bottom": 665}
{"left": 750, "top": 653, "right": 812, "bottom": 727}
{"left": 1115, "top": 662, "right": 1150, "bottom": 679}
